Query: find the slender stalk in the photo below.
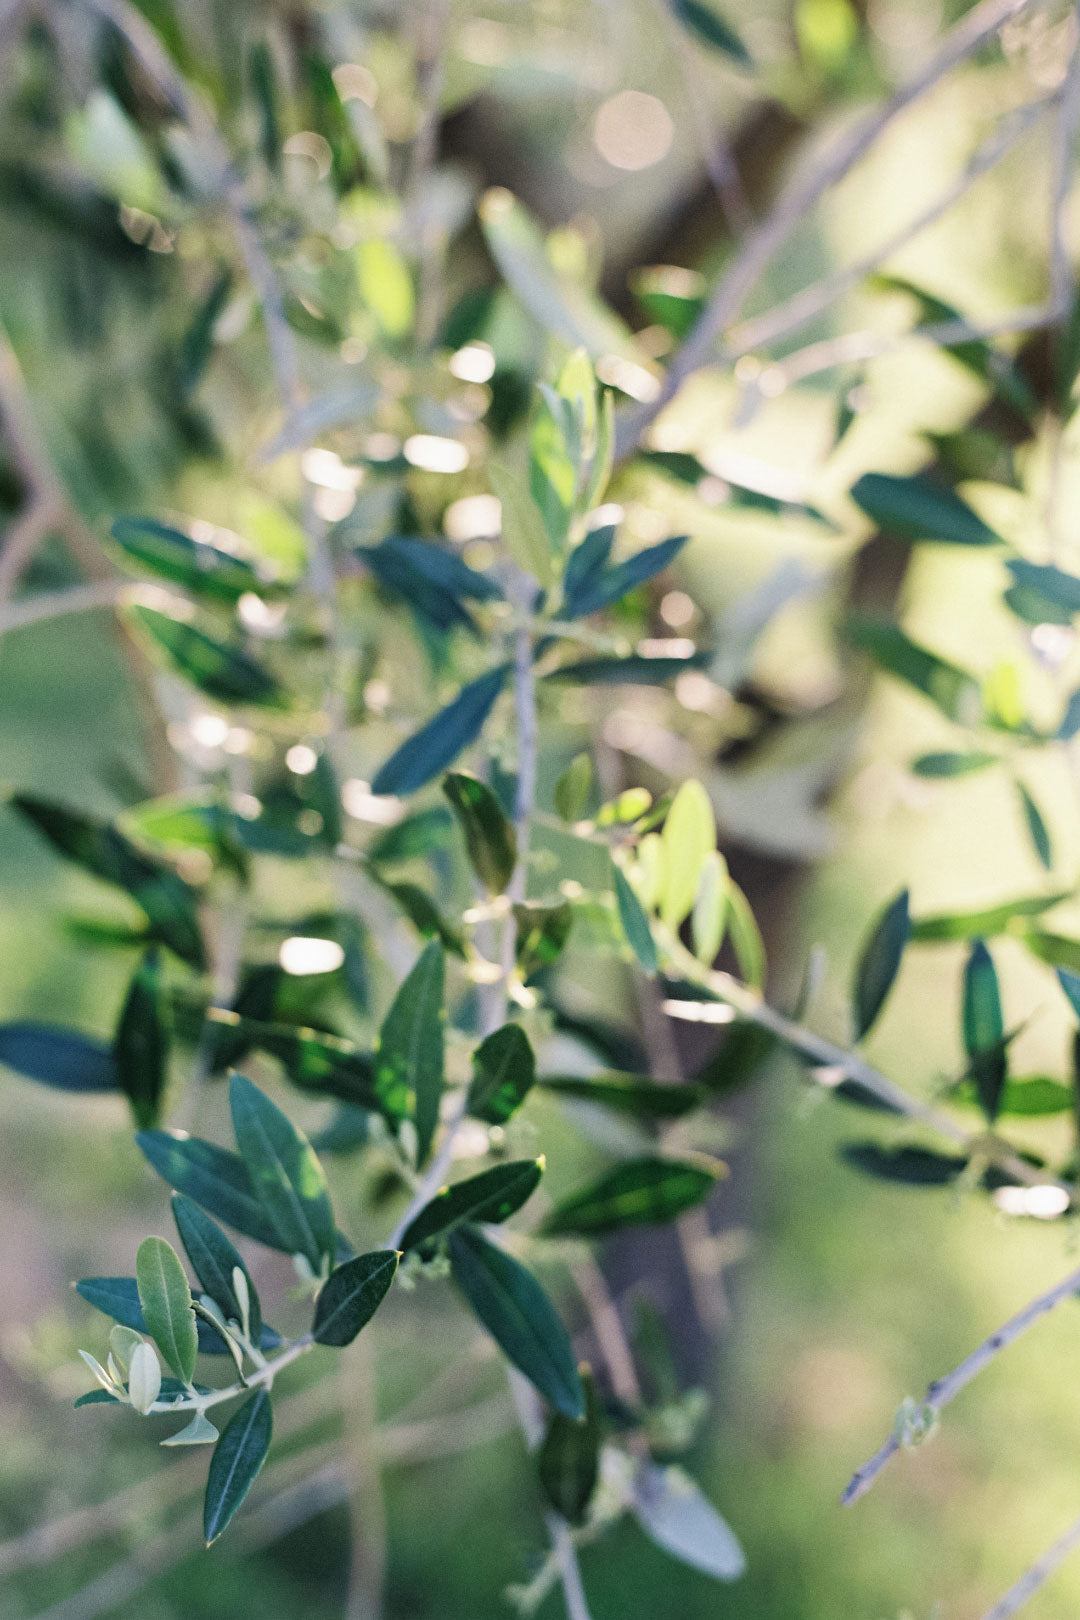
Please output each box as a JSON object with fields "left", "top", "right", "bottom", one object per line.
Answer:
{"left": 843, "top": 1258, "right": 1080, "bottom": 1505}
{"left": 615, "top": 0, "right": 1047, "bottom": 458}
{"left": 979, "top": 1513, "right": 1080, "bottom": 1620}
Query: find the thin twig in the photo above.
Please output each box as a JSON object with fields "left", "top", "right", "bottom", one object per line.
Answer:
{"left": 979, "top": 1511, "right": 1080, "bottom": 1619}
{"left": 729, "top": 91, "right": 1058, "bottom": 357}
{"left": 842, "top": 1258, "right": 1080, "bottom": 1505}
{"left": 654, "top": 0, "right": 751, "bottom": 234}
{"left": 614, "top": 0, "right": 1045, "bottom": 457}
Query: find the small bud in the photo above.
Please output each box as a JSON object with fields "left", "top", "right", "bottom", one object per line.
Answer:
{"left": 128, "top": 1342, "right": 162, "bottom": 1415}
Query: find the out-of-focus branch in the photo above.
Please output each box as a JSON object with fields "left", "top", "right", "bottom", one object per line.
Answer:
{"left": 654, "top": 0, "right": 751, "bottom": 235}
{"left": 614, "top": 0, "right": 1045, "bottom": 458}
{"left": 842, "top": 1256, "right": 1080, "bottom": 1505}
{"left": 979, "top": 1512, "right": 1080, "bottom": 1619}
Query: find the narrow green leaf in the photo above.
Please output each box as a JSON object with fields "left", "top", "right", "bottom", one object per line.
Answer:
{"left": 489, "top": 461, "right": 554, "bottom": 586}
{"left": 530, "top": 385, "right": 577, "bottom": 552}
{"left": 136, "top": 1236, "right": 198, "bottom": 1384}
{"left": 110, "top": 516, "right": 270, "bottom": 602}
{"left": 371, "top": 665, "right": 510, "bottom": 797}
{"left": 911, "top": 893, "right": 1069, "bottom": 941}
{"left": 171, "top": 1195, "right": 261, "bottom": 1343}
{"left": 726, "top": 882, "right": 766, "bottom": 990}
{"left": 691, "top": 851, "right": 728, "bottom": 965}
{"left": 0, "top": 1022, "right": 116, "bottom": 1092}
{"left": 963, "top": 940, "right": 1006, "bottom": 1122}
{"left": 545, "top": 652, "right": 708, "bottom": 686}
{"left": 852, "top": 889, "right": 909, "bottom": 1040}
{"left": 137, "top": 1131, "right": 282, "bottom": 1250}
{"left": 400, "top": 1159, "right": 544, "bottom": 1252}
{"left": 356, "top": 238, "right": 415, "bottom": 339}
{"left": 1006, "top": 559, "right": 1080, "bottom": 617}
{"left": 448, "top": 1227, "right": 584, "bottom": 1419}
{"left": 467, "top": 1024, "right": 536, "bottom": 1123}
{"left": 847, "top": 618, "right": 982, "bottom": 725}
{"left": 659, "top": 781, "right": 715, "bottom": 930}
{"left": 539, "top": 1367, "right": 600, "bottom": 1526}
{"left": 130, "top": 606, "right": 282, "bottom": 708}
{"left": 1057, "top": 967, "right": 1080, "bottom": 1021}
{"left": 850, "top": 472, "right": 1002, "bottom": 546}
{"left": 366, "top": 806, "right": 455, "bottom": 864}
{"left": 539, "top": 1074, "right": 704, "bottom": 1118}
{"left": 554, "top": 755, "right": 593, "bottom": 823}
{"left": 312, "top": 1250, "right": 399, "bottom": 1346}
{"left": 113, "top": 948, "right": 170, "bottom": 1128}
{"left": 543, "top": 1157, "right": 721, "bottom": 1237}
{"left": 1016, "top": 780, "right": 1053, "bottom": 870}
{"left": 205, "top": 1013, "right": 382, "bottom": 1114}
{"left": 613, "top": 865, "right": 658, "bottom": 974}
{"left": 911, "top": 751, "right": 998, "bottom": 779}
{"left": 374, "top": 940, "right": 445, "bottom": 1165}
{"left": 229, "top": 1074, "right": 336, "bottom": 1271}
{"left": 671, "top": 0, "right": 753, "bottom": 64}
{"left": 630, "top": 265, "right": 706, "bottom": 339}
{"left": 443, "top": 772, "right": 517, "bottom": 894}
{"left": 203, "top": 1389, "right": 273, "bottom": 1544}
{"left": 564, "top": 534, "right": 689, "bottom": 619}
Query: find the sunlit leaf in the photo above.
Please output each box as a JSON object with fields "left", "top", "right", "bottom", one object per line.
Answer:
{"left": 374, "top": 940, "right": 445, "bottom": 1164}
{"left": 130, "top": 606, "right": 282, "bottom": 707}
{"left": 356, "top": 238, "right": 414, "bottom": 339}
{"left": 136, "top": 1236, "right": 198, "bottom": 1384}
{"left": 660, "top": 781, "right": 715, "bottom": 930}
{"left": 467, "top": 1023, "right": 536, "bottom": 1123}
{"left": 111, "top": 516, "right": 271, "bottom": 602}
{"left": 543, "top": 1156, "right": 721, "bottom": 1236}
{"left": 514, "top": 900, "right": 573, "bottom": 979}
{"left": 726, "top": 882, "right": 766, "bottom": 990}
{"left": 443, "top": 772, "right": 517, "bottom": 894}
{"left": 554, "top": 754, "right": 593, "bottom": 822}
{"left": 911, "top": 893, "right": 1069, "bottom": 941}
{"left": 539, "top": 1074, "right": 704, "bottom": 1118}
{"left": 229, "top": 1074, "right": 335, "bottom": 1272}
{"left": 691, "top": 851, "right": 728, "bottom": 965}
{"left": 488, "top": 461, "right": 554, "bottom": 586}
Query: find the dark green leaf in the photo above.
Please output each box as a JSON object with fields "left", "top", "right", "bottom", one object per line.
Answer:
{"left": 1057, "top": 967, "right": 1080, "bottom": 1020}
{"left": 312, "top": 1250, "right": 399, "bottom": 1346}
{"left": 613, "top": 866, "right": 658, "bottom": 974}
{"left": 203, "top": 1389, "right": 272, "bottom": 1544}
{"left": 0, "top": 1022, "right": 116, "bottom": 1091}
{"left": 874, "top": 276, "right": 1038, "bottom": 420}
{"left": 852, "top": 889, "right": 909, "bottom": 1040}
{"left": 467, "top": 1024, "right": 536, "bottom": 1123}
{"left": 1026, "top": 931, "right": 1080, "bottom": 973}
{"left": 514, "top": 900, "right": 573, "bottom": 979}
{"left": 135, "top": 1135, "right": 276, "bottom": 1252}
{"left": 694, "top": 1021, "right": 777, "bottom": 1094}
{"left": 171, "top": 1195, "right": 261, "bottom": 1342}
{"left": 543, "top": 1157, "right": 721, "bottom": 1237}
{"left": 963, "top": 940, "right": 1005, "bottom": 1122}
{"left": 847, "top": 618, "right": 982, "bottom": 724}
{"left": 369, "top": 875, "right": 466, "bottom": 956}
{"left": 448, "top": 1227, "right": 584, "bottom": 1419}
{"left": 841, "top": 1142, "right": 968, "bottom": 1185}
{"left": 371, "top": 665, "right": 510, "bottom": 797}
{"left": 111, "top": 516, "right": 270, "bottom": 602}
{"left": 11, "top": 796, "right": 205, "bottom": 967}
{"left": 358, "top": 536, "right": 500, "bottom": 633}
{"left": 229, "top": 1075, "right": 335, "bottom": 1272}
{"left": 670, "top": 0, "right": 752, "bottom": 62}
{"left": 546, "top": 652, "right": 708, "bottom": 686}
{"left": 443, "top": 772, "right": 517, "bottom": 894}
{"left": 206, "top": 1012, "right": 383, "bottom": 1113}
{"left": 563, "top": 534, "right": 688, "bottom": 619}
{"left": 136, "top": 1236, "right": 198, "bottom": 1383}
{"left": 539, "top": 1367, "right": 600, "bottom": 1525}
{"left": 850, "top": 472, "right": 1001, "bottom": 546}
{"left": 911, "top": 751, "right": 997, "bottom": 778}
{"left": 131, "top": 606, "right": 282, "bottom": 707}
{"left": 539, "top": 1074, "right": 703, "bottom": 1118}
{"left": 400, "top": 1159, "right": 544, "bottom": 1252}
{"left": 374, "top": 941, "right": 445, "bottom": 1164}
{"left": 629, "top": 266, "right": 705, "bottom": 339}
{"left": 1017, "top": 781, "right": 1053, "bottom": 869}
{"left": 113, "top": 948, "right": 170, "bottom": 1128}
{"left": 177, "top": 267, "right": 233, "bottom": 394}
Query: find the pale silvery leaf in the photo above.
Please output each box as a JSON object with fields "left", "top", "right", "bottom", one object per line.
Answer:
{"left": 78, "top": 1349, "right": 120, "bottom": 1396}
{"left": 162, "top": 1412, "right": 219, "bottom": 1446}
{"left": 108, "top": 1324, "right": 144, "bottom": 1374}
{"left": 128, "top": 1341, "right": 163, "bottom": 1415}
{"left": 631, "top": 1462, "right": 746, "bottom": 1581}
